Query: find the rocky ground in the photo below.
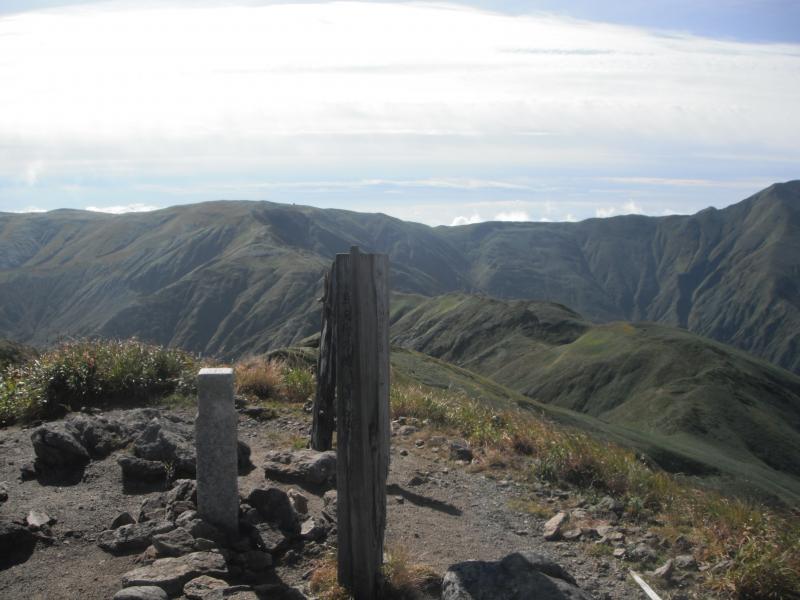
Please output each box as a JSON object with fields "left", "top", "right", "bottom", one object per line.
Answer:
{"left": 0, "top": 402, "right": 704, "bottom": 599}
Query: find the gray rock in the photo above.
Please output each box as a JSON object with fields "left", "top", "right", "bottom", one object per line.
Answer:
{"left": 245, "top": 549, "right": 272, "bottom": 571}
{"left": 300, "top": 517, "right": 326, "bottom": 541}
{"left": 203, "top": 587, "right": 259, "bottom": 600}
{"left": 134, "top": 420, "right": 196, "bottom": 476}
{"left": 449, "top": 439, "right": 473, "bottom": 462}
{"left": 237, "top": 440, "right": 252, "bottom": 471}
{"left": 595, "top": 496, "right": 624, "bottom": 515}
{"left": 30, "top": 423, "right": 89, "bottom": 468}
{"left": 98, "top": 520, "right": 175, "bottom": 554}
{"left": 627, "top": 543, "right": 657, "bottom": 564}
{"left": 167, "top": 479, "right": 197, "bottom": 505}
{"left": 71, "top": 415, "right": 132, "bottom": 458}
{"left": 654, "top": 559, "right": 674, "bottom": 579}
{"left": 26, "top": 509, "right": 54, "bottom": 530}
{"left": 247, "top": 488, "right": 299, "bottom": 534}
{"left": 184, "top": 518, "right": 227, "bottom": 546}
{"left": 321, "top": 489, "right": 337, "bottom": 523}
{"left": 543, "top": 512, "right": 569, "bottom": 541}
{"left": 0, "top": 482, "right": 8, "bottom": 504}
{"left": 184, "top": 575, "right": 228, "bottom": 599}
{"left": 112, "top": 586, "right": 169, "bottom": 600}
{"left": 263, "top": 450, "right": 336, "bottom": 486}
{"left": 139, "top": 494, "right": 168, "bottom": 522}
{"left": 287, "top": 489, "right": 308, "bottom": 515}
{"left": 674, "top": 554, "right": 697, "bottom": 570}
{"left": 152, "top": 527, "right": 197, "bottom": 557}
{"left": 442, "top": 552, "right": 591, "bottom": 600}
{"left": 121, "top": 551, "right": 228, "bottom": 597}
{"left": 118, "top": 456, "right": 167, "bottom": 481}
{"left": 111, "top": 512, "right": 136, "bottom": 530}
{"left": 251, "top": 522, "right": 289, "bottom": 554}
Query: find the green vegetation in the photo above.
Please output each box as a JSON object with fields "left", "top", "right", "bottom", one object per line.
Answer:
{"left": 0, "top": 339, "right": 198, "bottom": 425}
{"left": 234, "top": 354, "right": 315, "bottom": 403}
{"left": 0, "top": 339, "right": 37, "bottom": 370}
{"left": 391, "top": 380, "right": 800, "bottom": 600}
{"left": 391, "top": 293, "right": 800, "bottom": 504}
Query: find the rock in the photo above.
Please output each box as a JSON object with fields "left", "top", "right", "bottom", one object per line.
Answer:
{"left": 176, "top": 510, "right": 199, "bottom": 527}
{"left": 247, "top": 488, "right": 300, "bottom": 534}
{"left": 0, "top": 482, "right": 8, "bottom": 504}
{"left": 442, "top": 552, "right": 591, "bottom": 600}
{"left": 263, "top": 450, "right": 336, "bottom": 486}
{"left": 118, "top": 456, "right": 167, "bottom": 481}
{"left": 26, "top": 509, "right": 54, "bottom": 530}
{"left": 237, "top": 440, "right": 253, "bottom": 472}
{"left": 300, "top": 517, "right": 326, "bottom": 541}
{"left": 654, "top": 559, "right": 674, "bottom": 580}
{"left": 398, "top": 425, "right": 418, "bottom": 436}
{"left": 543, "top": 511, "right": 569, "bottom": 541}
{"left": 184, "top": 518, "right": 227, "bottom": 546}
{"left": 203, "top": 587, "right": 260, "bottom": 600}
{"left": 97, "top": 521, "right": 175, "bottom": 554}
{"left": 287, "top": 489, "right": 308, "bottom": 515}
{"left": 152, "top": 527, "right": 197, "bottom": 557}
{"left": 251, "top": 522, "right": 289, "bottom": 554}
{"left": 612, "top": 548, "right": 626, "bottom": 559}
{"left": 674, "top": 554, "right": 697, "bottom": 570}
{"left": 134, "top": 420, "right": 196, "bottom": 476}
{"left": 0, "top": 521, "right": 37, "bottom": 568}
{"left": 19, "top": 462, "right": 37, "bottom": 481}
{"left": 321, "top": 489, "right": 337, "bottom": 523}
{"left": 121, "top": 551, "right": 228, "bottom": 597}
{"left": 595, "top": 496, "right": 624, "bottom": 515}
{"left": 407, "top": 474, "right": 428, "bottom": 486}
{"left": 168, "top": 501, "right": 197, "bottom": 520}
{"left": 627, "top": 543, "right": 657, "bottom": 564}
{"left": 183, "top": 575, "right": 228, "bottom": 599}
{"left": 429, "top": 436, "right": 448, "bottom": 447}
{"left": 71, "top": 415, "right": 133, "bottom": 458}
{"left": 245, "top": 549, "right": 273, "bottom": 571}
{"left": 167, "top": 479, "right": 197, "bottom": 504}
{"left": 139, "top": 494, "right": 168, "bottom": 522}
{"left": 112, "top": 586, "right": 169, "bottom": 600}
{"left": 112, "top": 512, "right": 136, "bottom": 530}
{"left": 30, "top": 423, "right": 89, "bottom": 468}
{"left": 240, "top": 406, "right": 277, "bottom": 420}
{"left": 449, "top": 439, "right": 473, "bottom": 462}
{"left": 562, "top": 528, "right": 582, "bottom": 541}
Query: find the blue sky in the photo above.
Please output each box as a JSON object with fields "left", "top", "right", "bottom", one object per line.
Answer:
{"left": 1, "top": 1, "right": 798, "bottom": 225}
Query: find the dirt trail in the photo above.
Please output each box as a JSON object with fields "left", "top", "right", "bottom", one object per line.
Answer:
{"left": 0, "top": 404, "right": 642, "bottom": 599}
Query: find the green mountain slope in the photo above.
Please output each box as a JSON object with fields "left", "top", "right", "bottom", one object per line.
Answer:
{"left": 390, "top": 293, "right": 800, "bottom": 503}
{"left": 0, "top": 181, "right": 798, "bottom": 373}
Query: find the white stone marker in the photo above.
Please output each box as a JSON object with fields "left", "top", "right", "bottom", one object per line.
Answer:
{"left": 196, "top": 367, "right": 239, "bottom": 536}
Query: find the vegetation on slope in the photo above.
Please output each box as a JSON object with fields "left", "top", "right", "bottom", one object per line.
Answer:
{"left": 1, "top": 181, "right": 798, "bottom": 372}
{"left": 391, "top": 293, "right": 800, "bottom": 504}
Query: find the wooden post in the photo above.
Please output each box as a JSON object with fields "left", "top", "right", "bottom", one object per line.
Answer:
{"left": 335, "top": 246, "right": 390, "bottom": 600}
{"left": 311, "top": 271, "right": 336, "bottom": 451}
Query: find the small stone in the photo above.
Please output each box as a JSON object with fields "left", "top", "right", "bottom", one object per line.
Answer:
{"left": 399, "top": 449, "right": 408, "bottom": 457}
{"left": 398, "top": 425, "right": 418, "bottom": 436}
{"left": 449, "top": 439, "right": 473, "bottom": 462}
{"left": 263, "top": 449, "right": 336, "bottom": 486}
{"left": 612, "top": 548, "right": 626, "bottom": 559}
{"left": 414, "top": 439, "right": 425, "bottom": 448}
{"left": 112, "top": 586, "right": 169, "bottom": 600}
{"left": 627, "top": 543, "right": 657, "bottom": 564}
{"left": 407, "top": 474, "right": 428, "bottom": 486}
{"left": 111, "top": 512, "right": 136, "bottom": 530}
{"left": 287, "top": 489, "right": 308, "bottom": 515}
{"left": 300, "top": 517, "right": 326, "bottom": 541}
{"left": 0, "top": 482, "right": 8, "bottom": 504}
{"left": 251, "top": 523, "right": 289, "bottom": 554}
{"left": 118, "top": 456, "right": 166, "bottom": 481}
{"left": 395, "top": 496, "right": 404, "bottom": 504}
{"left": 26, "top": 509, "right": 54, "bottom": 530}
{"left": 543, "top": 511, "right": 569, "bottom": 541}
{"left": 674, "top": 554, "right": 697, "bottom": 571}
{"left": 562, "top": 528, "right": 582, "bottom": 541}
{"left": 152, "top": 527, "right": 196, "bottom": 557}
{"left": 183, "top": 575, "right": 228, "bottom": 599}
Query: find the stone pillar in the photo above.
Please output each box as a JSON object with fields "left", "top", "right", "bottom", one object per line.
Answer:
{"left": 196, "top": 367, "right": 239, "bottom": 536}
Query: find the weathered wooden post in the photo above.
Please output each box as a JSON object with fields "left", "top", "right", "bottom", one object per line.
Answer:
{"left": 195, "top": 367, "right": 239, "bottom": 536}
{"left": 335, "top": 246, "right": 390, "bottom": 600}
{"left": 311, "top": 271, "right": 336, "bottom": 451}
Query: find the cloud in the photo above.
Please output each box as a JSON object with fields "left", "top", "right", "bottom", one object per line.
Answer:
{"left": 595, "top": 200, "right": 644, "bottom": 218}
{"left": 12, "top": 206, "right": 47, "bottom": 213}
{"left": 451, "top": 213, "right": 483, "bottom": 226}
{"left": 494, "top": 210, "right": 531, "bottom": 222}
{"left": 85, "top": 203, "right": 159, "bottom": 214}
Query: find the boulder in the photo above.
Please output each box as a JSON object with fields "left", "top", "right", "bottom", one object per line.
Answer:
{"left": 0, "top": 520, "right": 37, "bottom": 568}
{"left": 166, "top": 479, "right": 197, "bottom": 505}
{"left": 139, "top": 494, "right": 168, "bottom": 522}
{"left": 111, "top": 512, "right": 136, "bottom": 530}
{"left": 30, "top": 423, "right": 89, "bottom": 468}
{"left": 118, "top": 456, "right": 167, "bottom": 481}
{"left": 543, "top": 512, "right": 569, "bottom": 541}
{"left": 247, "top": 488, "right": 299, "bottom": 534}
{"left": 442, "top": 552, "right": 591, "bottom": 600}
{"left": 263, "top": 450, "right": 336, "bottom": 486}
{"left": 25, "top": 509, "right": 54, "bottom": 530}
{"left": 98, "top": 520, "right": 175, "bottom": 554}
{"left": 134, "top": 420, "right": 196, "bottom": 476}
{"left": 121, "top": 551, "right": 228, "bottom": 597}
{"left": 251, "top": 522, "right": 290, "bottom": 554}
{"left": 112, "top": 586, "right": 169, "bottom": 600}
{"left": 71, "top": 415, "right": 133, "bottom": 458}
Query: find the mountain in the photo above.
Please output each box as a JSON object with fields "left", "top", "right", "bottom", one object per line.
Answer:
{"left": 0, "top": 181, "right": 798, "bottom": 372}
{"left": 390, "top": 293, "right": 800, "bottom": 503}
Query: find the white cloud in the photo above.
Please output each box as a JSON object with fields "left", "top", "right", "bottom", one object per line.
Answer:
{"left": 494, "top": 210, "right": 531, "bottom": 221}
{"left": 621, "top": 200, "right": 643, "bottom": 215}
{"left": 564, "top": 213, "right": 577, "bottom": 222}
{"left": 12, "top": 206, "right": 47, "bottom": 213}
{"left": 451, "top": 213, "right": 483, "bottom": 226}
{"left": 85, "top": 203, "right": 159, "bottom": 214}
{"left": 596, "top": 206, "right": 616, "bottom": 218}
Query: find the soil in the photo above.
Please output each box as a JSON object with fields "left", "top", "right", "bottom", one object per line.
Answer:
{"left": 0, "top": 403, "right": 646, "bottom": 599}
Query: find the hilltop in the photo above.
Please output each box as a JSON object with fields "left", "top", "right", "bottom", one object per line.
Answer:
{"left": 1, "top": 181, "right": 799, "bottom": 373}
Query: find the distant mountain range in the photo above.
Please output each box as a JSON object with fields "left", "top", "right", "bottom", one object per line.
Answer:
{"left": 0, "top": 181, "right": 798, "bottom": 374}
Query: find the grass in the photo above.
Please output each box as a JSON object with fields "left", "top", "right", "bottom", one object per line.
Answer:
{"left": 0, "top": 339, "right": 198, "bottom": 425}
{"left": 391, "top": 381, "right": 800, "bottom": 599}
{"left": 234, "top": 355, "right": 315, "bottom": 403}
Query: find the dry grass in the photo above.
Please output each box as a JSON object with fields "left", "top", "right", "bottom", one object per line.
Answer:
{"left": 390, "top": 381, "right": 800, "bottom": 599}
{"left": 234, "top": 356, "right": 285, "bottom": 400}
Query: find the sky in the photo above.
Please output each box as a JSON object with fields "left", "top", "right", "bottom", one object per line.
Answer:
{"left": 0, "top": 1, "right": 798, "bottom": 226}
